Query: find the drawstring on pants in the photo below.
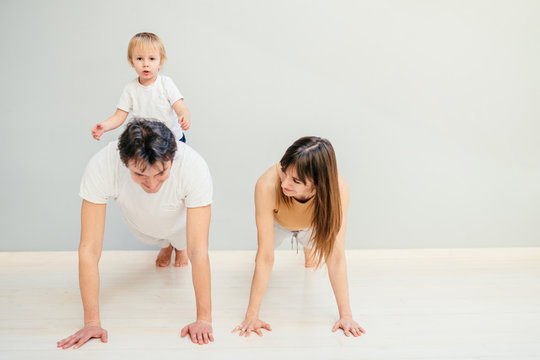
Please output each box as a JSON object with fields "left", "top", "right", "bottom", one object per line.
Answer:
{"left": 291, "top": 231, "right": 299, "bottom": 254}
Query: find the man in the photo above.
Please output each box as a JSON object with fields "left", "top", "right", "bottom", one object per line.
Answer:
{"left": 58, "top": 119, "right": 213, "bottom": 348}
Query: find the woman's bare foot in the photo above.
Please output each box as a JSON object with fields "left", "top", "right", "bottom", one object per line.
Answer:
{"left": 174, "top": 248, "right": 189, "bottom": 267}
{"left": 303, "top": 247, "right": 318, "bottom": 268}
{"left": 156, "top": 245, "right": 174, "bottom": 267}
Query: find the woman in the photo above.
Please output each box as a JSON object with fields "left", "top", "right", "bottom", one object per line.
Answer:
{"left": 232, "top": 136, "right": 365, "bottom": 337}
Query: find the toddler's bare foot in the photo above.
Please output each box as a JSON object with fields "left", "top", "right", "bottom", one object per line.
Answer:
{"left": 304, "top": 247, "right": 318, "bottom": 268}
{"left": 174, "top": 248, "right": 189, "bottom": 267}
{"left": 156, "top": 245, "right": 173, "bottom": 267}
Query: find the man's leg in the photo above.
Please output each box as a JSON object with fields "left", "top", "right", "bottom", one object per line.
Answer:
{"left": 174, "top": 248, "right": 189, "bottom": 267}
{"left": 156, "top": 244, "right": 174, "bottom": 267}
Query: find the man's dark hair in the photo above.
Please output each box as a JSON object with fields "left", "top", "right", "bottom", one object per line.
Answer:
{"left": 118, "top": 118, "right": 177, "bottom": 170}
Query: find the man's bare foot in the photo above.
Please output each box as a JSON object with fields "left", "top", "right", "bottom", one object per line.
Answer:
{"left": 156, "top": 245, "right": 174, "bottom": 267}
{"left": 304, "top": 247, "right": 318, "bottom": 268}
{"left": 174, "top": 248, "right": 189, "bottom": 267}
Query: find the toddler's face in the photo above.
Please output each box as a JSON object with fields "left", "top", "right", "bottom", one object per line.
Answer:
{"left": 130, "top": 46, "right": 162, "bottom": 85}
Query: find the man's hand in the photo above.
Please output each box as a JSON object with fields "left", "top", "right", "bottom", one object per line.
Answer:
{"left": 57, "top": 325, "right": 108, "bottom": 349}
{"left": 180, "top": 320, "right": 214, "bottom": 345}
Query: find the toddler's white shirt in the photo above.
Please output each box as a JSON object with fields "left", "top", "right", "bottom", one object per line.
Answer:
{"left": 117, "top": 75, "right": 184, "bottom": 139}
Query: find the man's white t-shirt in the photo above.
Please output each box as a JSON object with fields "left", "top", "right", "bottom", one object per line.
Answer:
{"left": 117, "top": 75, "right": 184, "bottom": 140}
{"left": 79, "top": 141, "right": 212, "bottom": 249}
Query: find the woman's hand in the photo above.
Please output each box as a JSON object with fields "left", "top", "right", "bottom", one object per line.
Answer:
{"left": 232, "top": 317, "right": 272, "bottom": 337}
{"left": 180, "top": 320, "right": 214, "bottom": 345}
{"left": 57, "top": 325, "right": 108, "bottom": 349}
{"left": 332, "top": 317, "right": 366, "bottom": 337}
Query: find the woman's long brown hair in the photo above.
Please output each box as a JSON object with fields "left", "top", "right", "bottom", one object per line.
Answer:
{"left": 277, "top": 136, "right": 342, "bottom": 266}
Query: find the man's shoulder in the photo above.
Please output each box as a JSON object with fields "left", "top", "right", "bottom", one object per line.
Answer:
{"left": 172, "top": 143, "right": 209, "bottom": 178}
{"left": 176, "top": 142, "right": 205, "bottom": 163}
{"left": 88, "top": 140, "right": 121, "bottom": 168}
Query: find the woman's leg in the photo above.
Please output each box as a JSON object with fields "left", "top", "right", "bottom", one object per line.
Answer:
{"left": 296, "top": 228, "right": 318, "bottom": 268}
{"left": 303, "top": 247, "right": 318, "bottom": 268}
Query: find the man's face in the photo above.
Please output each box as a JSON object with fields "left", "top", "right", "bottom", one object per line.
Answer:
{"left": 127, "top": 160, "right": 172, "bottom": 194}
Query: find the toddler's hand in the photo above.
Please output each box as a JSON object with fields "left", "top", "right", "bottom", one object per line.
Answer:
{"left": 179, "top": 116, "right": 191, "bottom": 131}
{"left": 92, "top": 123, "right": 105, "bottom": 140}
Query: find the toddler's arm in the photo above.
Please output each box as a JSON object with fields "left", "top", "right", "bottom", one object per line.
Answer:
{"left": 173, "top": 100, "right": 191, "bottom": 131}
{"left": 92, "top": 109, "right": 128, "bottom": 141}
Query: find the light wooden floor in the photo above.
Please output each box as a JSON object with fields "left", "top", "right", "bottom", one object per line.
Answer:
{"left": 1, "top": 248, "right": 539, "bottom": 359}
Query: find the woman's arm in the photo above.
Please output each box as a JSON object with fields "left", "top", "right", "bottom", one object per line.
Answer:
{"left": 232, "top": 171, "right": 276, "bottom": 337}
{"left": 57, "top": 200, "right": 108, "bottom": 349}
{"left": 325, "top": 176, "right": 366, "bottom": 337}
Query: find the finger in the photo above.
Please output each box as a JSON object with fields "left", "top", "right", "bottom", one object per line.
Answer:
{"left": 351, "top": 328, "right": 360, "bottom": 337}
{"left": 344, "top": 329, "right": 351, "bottom": 337}
{"left": 57, "top": 336, "right": 71, "bottom": 347}
{"left": 197, "top": 332, "right": 204, "bottom": 345}
{"left": 239, "top": 328, "right": 246, "bottom": 337}
{"left": 101, "top": 330, "right": 108, "bottom": 342}
{"left": 73, "top": 335, "right": 91, "bottom": 349}
{"left": 262, "top": 322, "right": 272, "bottom": 331}
{"left": 358, "top": 326, "right": 366, "bottom": 334}
{"left": 255, "top": 329, "right": 263, "bottom": 336}
{"left": 231, "top": 325, "right": 240, "bottom": 334}
{"left": 245, "top": 329, "right": 251, "bottom": 338}
{"left": 180, "top": 326, "right": 188, "bottom": 338}
{"left": 190, "top": 332, "right": 197, "bottom": 344}
{"left": 63, "top": 335, "right": 80, "bottom": 349}
{"left": 209, "top": 332, "right": 215, "bottom": 342}
{"left": 332, "top": 322, "right": 339, "bottom": 332}
{"left": 202, "top": 332, "right": 209, "bottom": 344}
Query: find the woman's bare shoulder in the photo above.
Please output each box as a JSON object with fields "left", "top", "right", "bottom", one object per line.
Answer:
{"left": 256, "top": 163, "right": 280, "bottom": 191}
{"left": 337, "top": 172, "right": 350, "bottom": 201}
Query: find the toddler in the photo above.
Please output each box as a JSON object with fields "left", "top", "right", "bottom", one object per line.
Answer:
{"left": 92, "top": 32, "right": 190, "bottom": 142}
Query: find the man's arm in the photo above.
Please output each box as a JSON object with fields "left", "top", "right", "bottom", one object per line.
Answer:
{"left": 57, "top": 200, "right": 108, "bottom": 349}
{"left": 180, "top": 205, "right": 213, "bottom": 345}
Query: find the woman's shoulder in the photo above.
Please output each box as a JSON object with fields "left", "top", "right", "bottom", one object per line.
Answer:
{"left": 256, "top": 163, "right": 280, "bottom": 189}
{"left": 337, "top": 172, "right": 350, "bottom": 207}
{"left": 337, "top": 172, "right": 349, "bottom": 192}
{"left": 255, "top": 164, "right": 280, "bottom": 205}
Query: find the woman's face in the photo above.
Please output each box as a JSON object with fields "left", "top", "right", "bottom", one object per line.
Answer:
{"left": 279, "top": 165, "right": 315, "bottom": 200}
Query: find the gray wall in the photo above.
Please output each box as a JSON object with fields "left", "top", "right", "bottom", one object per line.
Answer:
{"left": 1, "top": 0, "right": 539, "bottom": 251}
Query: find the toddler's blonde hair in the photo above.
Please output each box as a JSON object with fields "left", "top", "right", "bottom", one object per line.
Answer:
{"left": 127, "top": 32, "right": 167, "bottom": 63}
